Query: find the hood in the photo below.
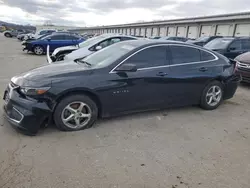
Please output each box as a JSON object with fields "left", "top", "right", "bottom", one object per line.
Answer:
{"left": 52, "top": 45, "right": 79, "bottom": 56}
{"left": 235, "top": 52, "right": 250, "bottom": 63}
{"left": 64, "top": 48, "right": 93, "bottom": 61}
{"left": 11, "top": 61, "right": 91, "bottom": 87}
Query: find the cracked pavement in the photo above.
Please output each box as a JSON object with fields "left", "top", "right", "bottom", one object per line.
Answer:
{"left": 0, "top": 34, "right": 250, "bottom": 188}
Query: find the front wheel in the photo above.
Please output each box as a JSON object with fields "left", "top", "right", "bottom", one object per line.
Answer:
{"left": 55, "top": 54, "right": 66, "bottom": 61}
{"left": 4, "top": 33, "right": 11, "bottom": 38}
{"left": 33, "top": 45, "right": 44, "bottom": 55}
{"left": 54, "top": 95, "right": 98, "bottom": 131}
{"left": 200, "top": 81, "right": 223, "bottom": 110}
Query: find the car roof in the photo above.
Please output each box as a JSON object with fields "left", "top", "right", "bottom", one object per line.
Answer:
{"left": 117, "top": 39, "right": 193, "bottom": 48}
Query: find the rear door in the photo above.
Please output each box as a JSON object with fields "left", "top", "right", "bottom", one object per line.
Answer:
{"left": 49, "top": 35, "right": 66, "bottom": 51}
{"left": 168, "top": 45, "right": 216, "bottom": 105}
{"left": 106, "top": 45, "right": 171, "bottom": 113}
{"left": 64, "top": 35, "right": 80, "bottom": 46}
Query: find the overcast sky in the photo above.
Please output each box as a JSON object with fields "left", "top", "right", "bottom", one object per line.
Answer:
{"left": 0, "top": 0, "right": 250, "bottom": 27}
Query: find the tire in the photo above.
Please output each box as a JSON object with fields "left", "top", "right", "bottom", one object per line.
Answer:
{"left": 56, "top": 54, "right": 66, "bottom": 61}
{"left": 4, "top": 33, "right": 11, "bottom": 38}
{"left": 33, "top": 45, "right": 44, "bottom": 55}
{"left": 54, "top": 95, "right": 98, "bottom": 131}
{"left": 200, "top": 81, "right": 224, "bottom": 110}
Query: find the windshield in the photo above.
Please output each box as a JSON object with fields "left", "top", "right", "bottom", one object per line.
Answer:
{"left": 204, "top": 38, "right": 233, "bottom": 49}
{"left": 78, "top": 35, "right": 107, "bottom": 48}
{"left": 37, "top": 34, "right": 50, "bottom": 40}
{"left": 196, "top": 36, "right": 210, "bottom": 42}
{"left": 81, "top": 42, "right": 136, "bottom": 68}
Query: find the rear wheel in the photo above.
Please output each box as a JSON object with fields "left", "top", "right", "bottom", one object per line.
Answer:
{"left": 200, "top": 81, "right": 223, "bottom": 110}
{"left": 33, "top": 45, "right": 44, "bottom": 55}
{"left": 54, "top": 95, "right": 98, "bottom": 131}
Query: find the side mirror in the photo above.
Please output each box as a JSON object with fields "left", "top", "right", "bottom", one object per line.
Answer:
{"left": 47, "top": 38, "right": 51, "bottom": 41}
{"left": 115, "top": 63, "right": 137, "bottom": 72}
{"left": 95, "top": 46, "right": 102, "bottom": 51}
{"left": 228, "top": 47, "right": 236, "bottom": 51}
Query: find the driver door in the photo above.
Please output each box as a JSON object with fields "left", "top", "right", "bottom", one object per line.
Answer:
{"left": 224, "top": 40, "right": 243, "bottom": 59}
{"left": 102, "top": 45, "right": 171, "bottom": 114}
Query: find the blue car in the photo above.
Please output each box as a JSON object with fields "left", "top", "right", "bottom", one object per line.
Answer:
{"left": 22, "top": 33, "right": 84, "bottom": 55}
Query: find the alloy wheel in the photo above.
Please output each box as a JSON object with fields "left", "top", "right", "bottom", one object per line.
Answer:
{"left": 61, "top": 101, "right": 92, "bottom": 129}
{"left": 34, "top": 46, "right": 44, "bottom": 55}
{"left": 206, "top": 85, "right": 222, "bottom": 106}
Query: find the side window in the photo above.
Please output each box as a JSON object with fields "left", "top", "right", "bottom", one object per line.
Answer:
{"left": 122, "top": 46, "right": 168, "bottom": 69}
{"left": 170, "top": 46, "right": 200, "bottom": 65}
{"left": 200, "top": 50, "right": 216, "bottom": 61}
{"left": 241, "top": 39, "right": 250, "bottom": 50}
{"left": 50, "top": 35, "right": 65, "bottom": 40}
{"left": 39, "top": 30, "right": 47, "bottom": 35}
{"left": 98, "top": 39, "right": 110, "bottom": 48}
{"left": 110, "top": 38, "right": 121, "bottom": 44}
{"left": 229, "top": 40, "right": 241, "bottom": 51}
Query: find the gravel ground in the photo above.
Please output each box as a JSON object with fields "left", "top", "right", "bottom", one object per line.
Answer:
{"left": 0, "top": 34, "right": 250, "bottom": 188}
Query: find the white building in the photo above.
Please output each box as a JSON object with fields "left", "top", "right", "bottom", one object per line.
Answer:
{"left": 72, "top": 12, "right": 250, "bottom": 39}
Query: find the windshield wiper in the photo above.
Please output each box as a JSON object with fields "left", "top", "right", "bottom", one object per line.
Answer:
{"left": 74, "top": 59, "right": 91, "bottom": 66}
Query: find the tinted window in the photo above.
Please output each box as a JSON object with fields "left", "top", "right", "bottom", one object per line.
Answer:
{"left": 200, "top": 50, "right": 215, "bottom": 61}
{"left": 241, "top": 39, "right": 250, "bottom": 50}
{"left": 39, "top": 30, "right": 47, "bottom": 35}
{"left": 110, "top": 38, "right": 121, "bottom": 44}
{"left": 123, "top": 46, "right": 168, "bottom": 69}
{"left": 51, "top": 35, "right": 65, "bottom": 40}
{"left": 170, "top": 46, "right": 200, "bottom": 65}
{"left": 229, "top": 40, "right": 241, "bottom": 51}
{"left": 97, "top": 38, "right": 121, "bottom": 49}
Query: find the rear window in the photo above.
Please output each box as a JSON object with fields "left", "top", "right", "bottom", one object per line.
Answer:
{"left": 170, "top": 46, "right": 200, "bottom": 65}
{"left": 200, "top": 50, "right": 215, "bottom": 61}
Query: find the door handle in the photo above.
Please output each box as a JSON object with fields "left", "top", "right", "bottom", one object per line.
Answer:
{"left": 156, "top": 72, "right": 168, "bottom": 76}
{"left": 199, "top": 67, "right": 208, "bottom": 72}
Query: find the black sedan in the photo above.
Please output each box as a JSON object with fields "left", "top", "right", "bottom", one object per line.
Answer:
{"left": 3, "top": 40, "right": 240, "bottom": 135}
{"left": 187, "top": 36, "right": 223, "bottom": 46}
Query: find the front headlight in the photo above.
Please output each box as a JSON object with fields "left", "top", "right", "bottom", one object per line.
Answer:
{"left": 20, "top": 87, "right": 51, "bottom": 95}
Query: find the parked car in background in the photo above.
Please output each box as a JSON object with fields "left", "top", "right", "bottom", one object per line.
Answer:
{"left": 3, "top": 29, "right": 28, "bottom": 38}
{"left": 149, "top": 36, "right": 161, "bottom": 39}
{"left": 17, "top": 31, "right": 35, "bottom": 41}
{"left": 22, "top": 33, "right": 84, "bottom": 55}
{"left": 47, "top": 34, "right": 137, "bottom": 63}
{"left": 159, "top": 36, "right": 188, "bottom": 42}
{"left": 3, "top": 40, "right": 240, "bottom": 135}
{"left": 26, "top": 29, "right": 56, "bottom": 40}
{"left": 235, "top": 52, "right": 250, "bottom": 83}
{"left": 204, "top": 37, "right": 250, "bottom": 59}
{"left": 187, "top": 36, "right": 223, "bottom": 46}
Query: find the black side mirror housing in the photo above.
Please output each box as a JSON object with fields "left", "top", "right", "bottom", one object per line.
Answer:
{"left": 116, "top": 63, "right": 137, "bottom": 72}
{"left": 47, "top": 38, "right": 51, "bottom": 41}
{"left": 228, "top": 47, "right": 236, "bottom": 51}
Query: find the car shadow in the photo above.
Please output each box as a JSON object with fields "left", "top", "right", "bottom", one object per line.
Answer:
{"left": 240, "top": 82, "right": 250, "bottom": 89}
{"left": 38, "top": 105, "right": 200, "bottom": 136}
